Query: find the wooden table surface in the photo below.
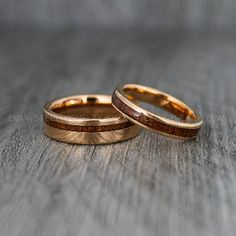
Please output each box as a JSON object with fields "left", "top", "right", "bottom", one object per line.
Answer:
{"left": 0, "top": 28, "right": 236, "bottom": 236}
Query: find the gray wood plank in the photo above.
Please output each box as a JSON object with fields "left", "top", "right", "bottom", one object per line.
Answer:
{"left": 0, "top": 29, "right": 236, "bottom": 236}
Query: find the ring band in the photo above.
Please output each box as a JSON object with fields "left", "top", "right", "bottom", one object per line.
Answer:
{"left": 43, "top": 95, "right": 140, "bottom": 144}
{"left": 112, "top": 84, "right": 203, "bottom": 139}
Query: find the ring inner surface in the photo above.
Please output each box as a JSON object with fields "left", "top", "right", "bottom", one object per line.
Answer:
{"left": 51, "top": 98, "right": 121, "bottom": 118}
{"left": 123, "top": 85, "right": 198, "bottom": 121}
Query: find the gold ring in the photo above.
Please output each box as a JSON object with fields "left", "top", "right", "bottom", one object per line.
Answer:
{"left": 43, "top": 95, "right": 141, "bottom": 144}
{"left": 112, "top": 84, "right": 203, "bottom": 139}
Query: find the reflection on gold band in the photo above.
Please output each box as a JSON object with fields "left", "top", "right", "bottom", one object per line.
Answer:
{"left": 112, "top": 84, "right": 203, "bottom": 139}
{"left": 43, "top": 95, "right": 140, "bottom": 144}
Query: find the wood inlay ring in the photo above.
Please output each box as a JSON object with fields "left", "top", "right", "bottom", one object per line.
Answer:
{"left": 43, "top": 95, "right": 141, "bottom": 144}
{"left": 112, "top": 84, "right": 203, "bottom": 139}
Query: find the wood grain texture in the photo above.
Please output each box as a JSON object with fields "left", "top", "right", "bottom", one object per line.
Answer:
{"left": 0, "top": 28, "right": 236, "bottom": 236}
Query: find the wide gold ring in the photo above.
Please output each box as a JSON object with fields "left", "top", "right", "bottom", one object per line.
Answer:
{"left": 112, "top": 84, "right": 203, "bottom": 139}
{"left": 43, "top": 95, "right": 140, "bottom": 144}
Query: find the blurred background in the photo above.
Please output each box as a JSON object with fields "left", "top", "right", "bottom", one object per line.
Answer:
{"left": 0, "top": 0, "right": 236, "bottom": 112}
{"left": 0, "top": 0, "right": 236, "bottom": 31}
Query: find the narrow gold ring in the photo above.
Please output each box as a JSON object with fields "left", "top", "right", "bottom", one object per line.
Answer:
{"left": 112, "top": 84, "right": 203, "bottom": 139}
{"left": 43, "top": 95, "right": 140, "bottom": 144}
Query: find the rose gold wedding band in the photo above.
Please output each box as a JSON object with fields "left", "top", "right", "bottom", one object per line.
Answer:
{"left": 112, "top": 84, "right": 203, "bottom": 139}
{"left": 43, "top": 95, "right": 140, "bottom": 144}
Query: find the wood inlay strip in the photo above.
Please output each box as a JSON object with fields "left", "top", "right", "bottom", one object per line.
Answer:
{"left": 44, "top": 115, "right": 134, "bottom": 132}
